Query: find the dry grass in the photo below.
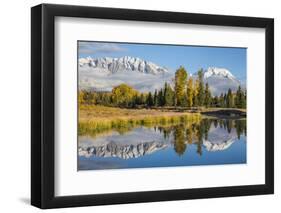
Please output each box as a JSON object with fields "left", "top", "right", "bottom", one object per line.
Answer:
{"left": 79, "top": 105, "right": 201, "bottom": 136}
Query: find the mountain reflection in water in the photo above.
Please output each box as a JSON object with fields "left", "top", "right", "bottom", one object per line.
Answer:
{"left": 78, "top": 118, "right": 246, "bottom": 170}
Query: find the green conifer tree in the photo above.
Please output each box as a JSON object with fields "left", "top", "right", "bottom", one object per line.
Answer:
{"left": 226, "top": 88, "right": 234, "bottom": 108}
{"left": 163, "top": 82, "right": 174, "bottom": 106}
{"left": 146, "top": 92, "right": 154, "bottom": 107}
{"left": 204, "top": 83, "right": 211, "bottom": 108}
{"left": 197, "top": 69, "right": 205, "bottom": 106}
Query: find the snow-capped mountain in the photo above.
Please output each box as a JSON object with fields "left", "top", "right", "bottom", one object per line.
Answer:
{"left": 79, "top": 56, "right": 172, "bottom": 92}
{"left": 204, "top": 67, "right": 242, "bottom": 96}
{"left": 192, "top": 67, "right": 242, "bottom": 96}
{"left": 79, "top": 56, "right": 243, "bottom": 94}
{"left": 79, "top": 56, "right": 169, "bottom": 75}
{"left": 203, "top": 67, "right": 237, "bottom": 81}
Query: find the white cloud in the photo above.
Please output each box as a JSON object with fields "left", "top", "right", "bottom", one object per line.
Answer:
{"left": 79, "top": 67, "right": 173, "bottom": 92}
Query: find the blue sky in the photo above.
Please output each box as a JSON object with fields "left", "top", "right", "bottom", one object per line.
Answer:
{"left": 78, "top": 41, "right": 246, "bottom": 81}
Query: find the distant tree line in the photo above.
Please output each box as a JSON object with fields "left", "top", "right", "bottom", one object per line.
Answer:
{"left": 79, "top": 66, "right": 246, "bottom": 109}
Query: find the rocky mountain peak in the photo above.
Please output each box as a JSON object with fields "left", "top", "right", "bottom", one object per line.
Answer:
{"left": 79, "top": 56, "right": 169, "bottom": 75}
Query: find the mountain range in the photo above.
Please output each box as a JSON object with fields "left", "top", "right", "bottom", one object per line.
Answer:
{"left": 79, "top": 56, "right": 169, "bottom": 75}
{"left": 79, "top": 56, "right": 244, "bottom": 95}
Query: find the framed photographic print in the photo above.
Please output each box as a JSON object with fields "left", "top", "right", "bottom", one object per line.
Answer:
{"left": 31, "top": 3, "right": 274, "bottom": 209}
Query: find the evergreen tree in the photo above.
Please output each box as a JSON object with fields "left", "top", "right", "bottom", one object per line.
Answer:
{"left": 131, "top": 94, "right": 138, "bottom": 108}
{"left": 197, "top": 69, "right": 205, "bottom": 106}
{"left": 219, "top": 93, "right": 225, "bottom": 107}
{"left": 235, "top": 86, "right": 246, "bottom": 108}
{"left": 193, "top": 79, "right": 199, "bottom": 107}
{"left": 157, "top": 89, "right": 164, "bottom": 106}
{"left": 186, "top": 78, "right": 194, "bottom": 107}
{"left": 212, "top": 95, "right": 219, "bottom": 107}
{"left": 139, "top": 93, "right": 145, "bottom": 105}
{"left": 146, "top": 92, "right": 154, "bottom": 107}
{"left": 243, "top": 89, "right": 247, "bottom": 108}
{"left": 163, "top": 82, "right": 174, "bottom": 106}
{"left": 224, "top": 93, "right": 227, "bottom": 107}
{"left": 226, "top": 88, "right": 234, "bottom": 108}
{"left": 153, "top": 90, "right": 158, "bottom": 106}
{"left": 204, "top": 83, "right": 211, "bottom": 108}
{"left": 174, "top": 66, "right": 187, "bottom": 106}
{"left": 235, "top": 86, "right": 241, "bottom": 108}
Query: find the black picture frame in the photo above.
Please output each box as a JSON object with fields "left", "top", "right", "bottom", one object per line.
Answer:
{"left": 31, "top": 3, "right": 274, "bottom": 209}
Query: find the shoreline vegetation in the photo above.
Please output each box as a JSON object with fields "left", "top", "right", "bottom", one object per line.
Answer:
{"left": 78, "top": 105, "right": 245, "bottom": 137}
{"left": 78, "top": 66, "right": 246, "bottom": 137}
{"left": 79, "top": 105, "right": 201, "bottom": 136}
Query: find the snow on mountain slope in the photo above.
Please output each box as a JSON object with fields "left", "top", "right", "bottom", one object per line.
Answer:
{"left": 203, "top": 67, "right": 236, "bottom": 80}
{"left": 193, "top": 67, "right": 243, "bottom": 96}
{"left": 79, "top": 56, "right": 244, "bottom": 94}
{"left": 79, "top": 56, "right": 169, "bottom": 75}
{"left": 79, "top": 56, "right": 172, "bottom": 92}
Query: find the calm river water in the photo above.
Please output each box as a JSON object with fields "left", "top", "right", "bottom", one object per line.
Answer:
{"left": 78, "top": 118, "right": 246, "bottom": 170}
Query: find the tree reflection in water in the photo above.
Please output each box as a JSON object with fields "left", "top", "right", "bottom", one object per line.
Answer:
{"left": 157, "top": 119, "right": 246, "bottom": 156}
{"left": 79, "top": 118, "right": 247, "bottom": 160}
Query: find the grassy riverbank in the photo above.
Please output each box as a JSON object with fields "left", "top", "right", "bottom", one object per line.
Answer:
{"left": 79, "top": 105, "right": 201, "bottom": 136}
